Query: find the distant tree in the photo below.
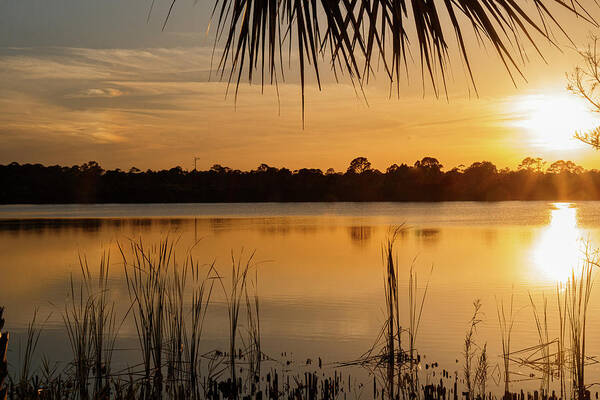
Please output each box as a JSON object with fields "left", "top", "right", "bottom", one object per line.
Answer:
{"left": 414, "top": 157, "right": 443, "bottom": 172}
{"left": 210, "top": 164, "right": 231, "bottom": 173}
{"left": 169, "top": 166, "right": 184, "bottom": 175}
{"left": 128, "top": 166, "right": 141, "bottom": 174}
{"left": 464, "top": 162, "right": 498, "bottom": 183}
{"left": 547, "top": 160, "right": 584, "bottom": 174}
{"left": 256, "top": 163, "right": 278, "bottom": 173}
{"left": 80, "top": 161, "right": 104, "bottom": 175}
{"left": 547, "top": 160, "right": 566, "bottom": 174}
{"left": 518, "top": 157, "right": 546, "bottom": 173}
{"left": 450, "top": 164, "right": 466, "bottom": 173}
{"left": 386, "top": 164, "right": 400, "bottom": 174}
{"left": 325, "top": 168, "right": 336, "bottom": 175}
{"left": 465, "top": 161, "right": 497, "bottom": 175}
{"left": 297, "top": 168, "right": 323, "bottom": 175}
{"left": 347, "top": 157, "right": 372, "bottom": 174}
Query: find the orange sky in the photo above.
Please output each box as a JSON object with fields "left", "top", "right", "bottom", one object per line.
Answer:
{"left": 2, "top": 0, "right": 600, "bottom": 172}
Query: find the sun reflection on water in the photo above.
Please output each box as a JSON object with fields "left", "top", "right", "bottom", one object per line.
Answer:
{"left": 532, "top": 203, "right": 584, "bottom": 282}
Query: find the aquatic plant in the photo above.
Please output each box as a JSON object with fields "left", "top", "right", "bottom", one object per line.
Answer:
{"left": 464, "top": 299, "right": 486, "bottom": 400}
{"left": 340, "top": 227, "right": 432, "bottom": 400}
{"left": 528, "top": 293, "right": 552, "bottom": 395}
{"left": 565, "top": 246, "right": 596, "bottom": 400}
{"left": 0, "top": 308, "right": 7, "bottom": 400}
{"left": 497, "top": 292, "right": 515, "bottom": 398}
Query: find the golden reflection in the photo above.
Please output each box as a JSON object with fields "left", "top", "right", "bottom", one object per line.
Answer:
{"left": 532, "top": 203, "right": 584, "bottom": 282}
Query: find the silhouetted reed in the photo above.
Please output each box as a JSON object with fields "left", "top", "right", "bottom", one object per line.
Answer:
{"left": 0, "top": 307, "right": 6, "bottom": 400}
{"left": 120, "top": 237, "right": 224, "bottom": 399}
{"left": 497, "top": 292, "right": 515, "bottom": 399}
{"left": 121, "top": 239, "right": 171, "bottom": 398}
{"left": 557, "top": 282, "right": 568, "bottom": 400}
{"left": 464, "top": 299, "right": 488, "bottom": 400}
{"left": 565, "top": 247, "right": 595, "bottom": 400}
{"left": 340, "top": 228, "right": 432, "bottom": 400}
{"left": 528, "top": 293, "right": 551, "bottom": 395}
{"left": 19, "top": 310, "right": 42, "bottom": 388}
{"left": 244, "top": 267, "right": 261, "bottom": 394}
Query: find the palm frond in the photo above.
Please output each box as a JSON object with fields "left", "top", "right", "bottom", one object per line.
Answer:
{"left": 162, "top": 0, "right": 596, "bottom": 121}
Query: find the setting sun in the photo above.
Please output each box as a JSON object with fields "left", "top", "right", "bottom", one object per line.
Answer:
{"left": 512, "top": 94, "right": 600, "bottom": 151}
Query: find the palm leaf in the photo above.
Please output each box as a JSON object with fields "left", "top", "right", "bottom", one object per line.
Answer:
{"left": 161, "top": 0, "right": 598, "bottom": 120}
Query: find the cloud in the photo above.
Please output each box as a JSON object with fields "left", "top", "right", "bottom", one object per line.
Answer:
{"left": 77, "top": 88, "right": 124, "bottom": 98}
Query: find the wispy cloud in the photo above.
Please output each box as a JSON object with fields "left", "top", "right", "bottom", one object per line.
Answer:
{"left": 75, "top": 88, "right": 124, "bottom": 98}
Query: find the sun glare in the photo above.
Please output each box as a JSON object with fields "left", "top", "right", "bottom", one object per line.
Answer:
{"left": 512, "top": 94, "right": 600, "bottom": 151}
{"left": 532, "top": 203, "right": 584, "bottom": 282}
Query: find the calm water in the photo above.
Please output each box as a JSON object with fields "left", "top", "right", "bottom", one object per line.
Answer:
{"left": 2, "top": 201, "right": 600, "bottom": 390}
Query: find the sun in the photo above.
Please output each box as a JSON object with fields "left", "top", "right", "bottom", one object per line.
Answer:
{"left": 511, "top": 93, "right": 600, "bottom": 150}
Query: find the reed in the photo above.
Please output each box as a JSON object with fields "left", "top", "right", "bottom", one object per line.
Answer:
{"left": 64, "top": 269, "right": 92, "bottom": 399}
{"left": 528, "top": 293, "right": 551, "bottom": 395}
{"left": 557, "top": 282, "right": 568, "bottom": 399}
{"left": 186, "top": 257, "right": 216, "bottom": 399}
{"left": 121, "top": 239, "right": 172, "bottom": 398}
{"left": 464, "top": 299, "right": 483, "bottom": 400}
{"left": 407, "top": 260, "right": 430, "bottom": 399}
{"left": 120, "top": 237, "right": 222, "bottom": 399}
{"left": 0, "top": 308, "right": 7, "bottom": 400}
{"left": 63, "top": 251, "right": 118, "bottom": 399}
{"left": 165, "top": 255, "right": 186, "bottom": 397}
{"left": 215, "top": 249, "right": 256, "bottom": 398}
{"left": 13, "top": 309, "right": 45, "bottom": 398}
{"left": 474, "top": 343, "right": 488, "bottom": 398}
{"left": 348, "top": 228, "right": 431, "bottom": 400}
{"left": 244, "top": 267, "right": 262, "bottom": 394}
{"left": 496, "top": 292, "right": 515, "bottom": 399}
{"left": 565, "top": 246, "right": 596, "bottom": 400}
{"left": 88, "top": 252, "right": 118, "bottom": 397}
{"left": 383, "top": 232, "right": 400, "bottom": 400}
{"left": 164, "top": 251, "right": 217, "bottom": 399}
{"left": 38, "top": 354, "right": 59, "bottom": 397}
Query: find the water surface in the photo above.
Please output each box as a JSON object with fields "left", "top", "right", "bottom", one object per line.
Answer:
{"left": 2, "top": 201, "right": 599, "bottom": 391}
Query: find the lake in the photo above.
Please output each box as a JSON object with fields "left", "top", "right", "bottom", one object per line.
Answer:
{"left": 2, "top": 201, "right": 600, "bottom": 393}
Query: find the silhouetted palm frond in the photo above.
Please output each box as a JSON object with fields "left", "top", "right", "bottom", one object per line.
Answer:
{"left": 166, "top": 0, "right": 597, "bottom": 120}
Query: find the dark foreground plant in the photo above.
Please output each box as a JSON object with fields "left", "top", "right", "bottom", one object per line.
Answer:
{"left": 464, "top": 299, "right": 488, "bottom": 400}
{"left": 340, "top": 227, "right": 432, "bottom": 400}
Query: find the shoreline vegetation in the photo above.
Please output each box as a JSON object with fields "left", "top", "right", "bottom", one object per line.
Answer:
{"left": 1, "top": 157, "right": 600, "bottom": 204}
{"left": 1, "top": 233, "right": 599, "bottom": 400}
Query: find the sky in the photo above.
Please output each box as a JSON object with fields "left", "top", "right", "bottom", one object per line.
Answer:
{"left": 3, "top": 0, "right": 600, "bottom": 172}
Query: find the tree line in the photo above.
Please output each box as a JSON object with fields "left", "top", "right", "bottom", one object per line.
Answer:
{"left": 0, "top": 157, "right": 599, "bottom": 203}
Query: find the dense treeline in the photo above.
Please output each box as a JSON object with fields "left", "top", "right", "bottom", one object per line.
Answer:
{"left": 1, "top": 157, "right": 599, "bottom": 203}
